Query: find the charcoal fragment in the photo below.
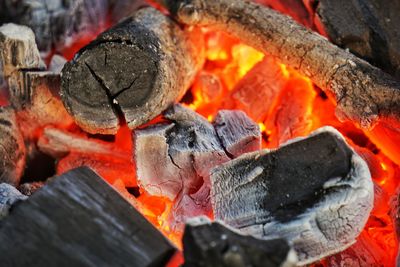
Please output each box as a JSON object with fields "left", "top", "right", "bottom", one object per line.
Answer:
{"left": 0, "top": 183, "right": 27, "bottom": 220}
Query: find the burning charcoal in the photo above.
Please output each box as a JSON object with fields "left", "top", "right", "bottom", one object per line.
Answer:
{"left": 0, "top": 0, "right": 108, "bottom": 53}
{"left": 0, "top": 183, "right": 27, "bottom": 220}
{"left": 48, "top": 54, "right": 67, "bottom": 74}
{"left": 211, "top": 127, "right": 374, "bottom": 265}
{"left": 18, "top": 182, "right": 44, "bottom": 196}
{"left": 222, "top": 57, "right": 287, "bottom": 122}
{"left": 8, "top": 71, "right": 74, "bottom": 140}
{"left": 134, "top": 104, "right": 230, "bottom": 201}
{"left": 0, "top": 167, "right": 176, "bottom": 266}
{"left": 213, "top": 110, "right": 261, "bottom": 157}
{"left": 0, "top": 107, "right": 26, "bottom": 186}
{"left": 61, "top": 7, "right": 204, "bottom": 134}
{"left": 183, "top": 217, "right": 298, "bottom": 267}
{"left": 315, "top": 0, "right": 400, "bottom": 78}
{"left": 0, "top": 23, "right": 43, "bottom": 78}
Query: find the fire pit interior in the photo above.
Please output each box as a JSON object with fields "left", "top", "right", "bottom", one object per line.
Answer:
{"left": 0, "top": 0, "right": 399, "bottom": 266}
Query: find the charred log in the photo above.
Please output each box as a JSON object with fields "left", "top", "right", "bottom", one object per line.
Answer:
{"left": 183, "top": 217, "right": 298, "bottom": 267}
{"left": 0, "top": 183, "right": 27, "bottom": 220}
{"left": 0, "top": 107, "right": 26, "bottom": 186}
{"left": 161, "top": 0, "right": 400, "bottom": 129}
{"left": 213, "top": 110, "right": 261, "bottom": 157}
{"left": 211, "top": 127, "right": 373, "bottom": 265}
{"left": 0, "top": 167, "right": 176, "bottom": 266}
{"left": 61, "top": 7, "right": 204, "bottom": 134}
{"left": 0, "top": 0, "right": 108, "bottom": 53}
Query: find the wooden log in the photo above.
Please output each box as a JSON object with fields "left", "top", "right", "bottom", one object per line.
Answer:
{"left": 0, "top": 0, "right": 108, "bottom": 53}
{"left": 213, "top": 110, "right": 261, "bottom": 157}
{"left": 0, "top": 167, "right": 176, "bottom": 266}
{"left": 182, "top": 217, "right": 298, "bottom": 267}
{"left": 210, "top": 127, "right": 373, "bottom": 265}
{"left": 61, "top": 7, "right": 204, "bottom": 134}
{"left": 160, "top": 0, "right": 400, "bottom": 129}
{"left": 0, "top": 23, "right": 43, "bottom": 78}
{"left": 0, "top": 107, "right": 26, "bottom": 186}
{"left": 0, "top": 183, "right": 27, "bottom": 220}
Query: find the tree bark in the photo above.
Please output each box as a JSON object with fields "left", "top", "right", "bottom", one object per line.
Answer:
{"left": 161, "top": 0, "right": 400, "bottom": 129}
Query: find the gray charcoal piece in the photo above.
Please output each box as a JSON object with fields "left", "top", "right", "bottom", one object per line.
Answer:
{"left": 0, "top": 0, "right": 108, "bottom": 53}
{"left": 48, "top": 54, "right": 67, "bottom": 74}
{"left": 0, "top": 23, "right": 43, "bottom": 78}
{"left": 0, "top": 167, "right": 176, "bottom": 266}
{"left": 0, "top": 183, "right": 27, "bottom": 220}
{"left": 213, "top": 110, "right": 261, "bottom": 157}
{"left": 183, "top": 216, "right": 298, "bottom": 267}
{"left": 211, "top": 126, "right": 374, "bottom": 265}
{"left": 134, "top": 104, "right": 229, "bottom": 201}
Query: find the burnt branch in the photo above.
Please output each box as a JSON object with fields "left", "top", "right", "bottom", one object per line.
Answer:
{"left": 0, "top": 167, "right": 176, "bottom": 266}
{"left": 61, "top": 7, "right": 204, "bottom": 134}
{"left": 161, "top": 0, "right": 400, "bottom": 129}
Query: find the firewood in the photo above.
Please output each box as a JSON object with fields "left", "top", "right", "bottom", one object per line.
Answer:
{"left": 315, "top": 0, "right": 400, "bottom": 79}
{"left": 8, "top": 71, "right": 74, "bottom": 140}
{"left": 0, "top": 183, "right": 27, "bottom": 220}
{"left": 160, "top": 0, "right": 400, "bottom": 129}
{"left": 61, "top": 7, "right": 204, "bottom": 134}
{"left": 0, "top": 0, "right": 108, "bottom": 53}
{"left": 0, "top": 167, "right": 176, "bottom": 266}
{"left": 182, "top": 217, "right": 298, "bottom": 267}
{"left": 210, "top": 127, "right": 374, "bottom": 265}
{"left": 0, "top": 23, "right": 43, "bottom": 78}
{"left": 0, "top": 107, "right": 26, "bottom": 186}
{"left": 213, "top": 110, "right": 261, "bottom": 157}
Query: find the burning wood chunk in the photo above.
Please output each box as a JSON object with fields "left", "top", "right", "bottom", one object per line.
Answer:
{"left": 315, "top": 0, "right": 400, "bottom": 78}
{"left": 161, "top": 0, "right": 400, "bottom": 129}
{"left": 211, "top": 127, "right": 374, "bottom": 265}
{"left": 213, "top": 110, "right": 261, "bottom": 157}
{"left": 8, "top": 71, "right": 74, "bottom": 139}
{"left": 61, "top": 7, "right": 204, "bottom": 134}
{"left": 222, "top": 57, "right": 287, "bottom": 122}
{"left": 134, "top": 104, "right": 229, "bottom": 201}
{"left": 0, "top": 0, "right": 108, "bottom": 53}
{"left": 0, "top": 183, "right": 27, "bottom": 220}
{"left": 0, "top": 107, "right": 26, "bottom": 186}
{"left": 0, "top": 23, "right": 43, "bottom": 78}
{"left": 0, "top": 167, "right": 176, "bottom": 266}
{"left": 182, "top": 217, "right": 298, "bottom": 267}
{"left": 18, "top": 182, "right": 44, "bottom": 196}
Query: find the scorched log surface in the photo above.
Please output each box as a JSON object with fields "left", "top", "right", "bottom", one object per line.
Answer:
{"left": 61, "top": 7, "right": 204, "bottom": 134}
{"left": 0, "top": 167, "right": 176, "bottom": 267}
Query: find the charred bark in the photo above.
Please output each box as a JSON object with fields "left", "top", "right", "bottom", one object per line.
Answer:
{"left": 61, "top": 7, "right": 204, "bottom": 134}
{"left": 0, "top": 167, "right": 176, "bottom": 266}
{"left": 211, "top": 127, "right": 373, "bottom": 265}
{"left": 160, "top": 0, "right": 400, "bottom": 129}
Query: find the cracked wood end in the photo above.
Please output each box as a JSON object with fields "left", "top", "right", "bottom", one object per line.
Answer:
{"left": 211, "top": 126, "right": 374, "bottom": 265}
{"left": 161, "top": 0, "right": 400, "bottom": 129}
{"left": 61, "top": 6, "right": 204, "bottom": 134}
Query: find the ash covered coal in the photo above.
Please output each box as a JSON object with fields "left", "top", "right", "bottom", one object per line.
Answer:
{"left": 134, "top": 104, "right": 261, "bottom": 230}
{"left": 211, "top": 126, "right": 374, "bottom": 265}
{"left": 182, "top": 216, "right": 297, "bottom": 267}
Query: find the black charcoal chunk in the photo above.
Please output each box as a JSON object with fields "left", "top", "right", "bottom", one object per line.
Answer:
{"left": 211, "top": 126, "right": 374, "bottom": 265}
{"left": 213, "top": 110, "right": 261, "bottom": 157}
{"left": 183, "top": 217, "right": 297, "bottom": 267}
{"left": 0, "top": 183, "right": 27, "bottom": 220}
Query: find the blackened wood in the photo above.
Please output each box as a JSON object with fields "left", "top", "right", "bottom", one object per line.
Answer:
{"left": 211, "top": 127, "right": 373, "bottom": 265}
{"left": 161, "top": 0, "right": 400, "bottom": 129}
{"left": 61, "top": 7, "right": 204, "bottom": 134}
{"left": 315, "top": 0, "right": 400, "bottom": 79}
{"left": 0, "top": 23, "right": 43, "bottom": 78}
{"left": 183, "top": 217, "right": 297, "bottom": 267}
{"left": 0, "top": 183, "right": 27, "bottom": 220}
{"left": 0, "top": 107, "right": 26, "bottom": 186}
{"left": 213, "top": 110, "right": 261, "bottom": 157}
{"left": 0, "top": 0, "right": 108, "bottom": 53}
{"left": 0, "top": 167, "right": 176, "bottom": 267}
